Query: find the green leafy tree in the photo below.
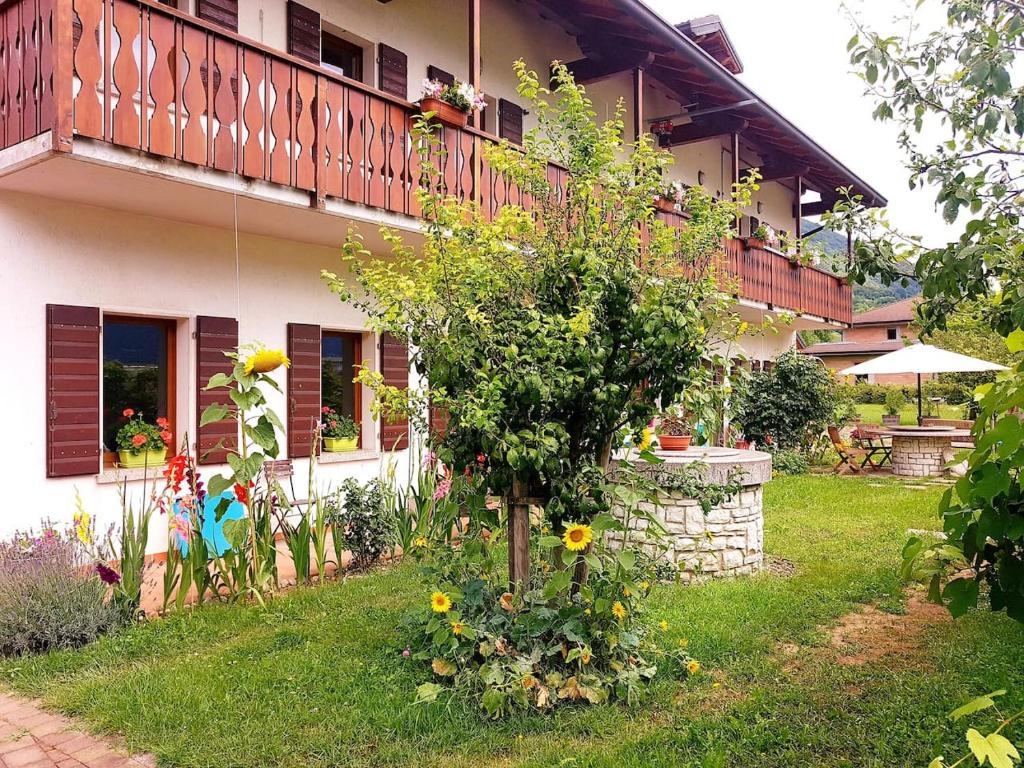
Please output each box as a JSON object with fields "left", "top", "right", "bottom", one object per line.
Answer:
{"left": 324, "top": 61, "right": 749, "bottom": 585}
{"left": 733, "top": 349, "right": 837, "bottom": 450}
{"left": 843, "top": 0, "right": 1024, "bottom": 619}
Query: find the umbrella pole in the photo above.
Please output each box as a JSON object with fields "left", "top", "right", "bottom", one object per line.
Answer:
{"left": 917, "top": 373, "right": 923, "bottom": 426}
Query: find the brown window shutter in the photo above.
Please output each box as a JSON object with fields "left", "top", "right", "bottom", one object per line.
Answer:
{"left": 196, "top": 316, "right": 238, "bottom": 465}
{"left": 499, "top": 99, "right": 524, "bottom": 145}
{"left": 46, "top": 305, "right": 100, "bottom": 478}
{"left": 380, "top": 331, "right": 410, "bottom": 451}
{"left": 378, "top": 43, "right": 408, "bottom": 99}
{"left": 427, "top": 65, "right": 455, "bottom": 86}
{"left": 287, "top": 2, "right": 320, "bottom": 65}
{"left": 287, "top": 323, "right": 321, "bottom": 458}
{"left": 196, "top": 0, "right": 238, "bottom": 31}
{"left": 429, "top": 403, "right": 449, "bottom": 441}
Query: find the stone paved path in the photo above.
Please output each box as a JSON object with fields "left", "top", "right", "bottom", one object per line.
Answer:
{"left": 0, "top": 694, "right": 155, "bottom": 768}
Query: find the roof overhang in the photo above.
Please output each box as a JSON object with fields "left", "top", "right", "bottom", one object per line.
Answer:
{"left": 532, "top": 0, "right": 887, "bottom": 209}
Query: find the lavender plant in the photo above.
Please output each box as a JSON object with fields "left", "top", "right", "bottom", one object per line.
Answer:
{"left": 0, "top": 525, "right": 119, "bottom": 656}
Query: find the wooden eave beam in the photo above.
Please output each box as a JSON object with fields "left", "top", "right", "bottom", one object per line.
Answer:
{"left": 797, "top": 197, "right": 840, "bottom": 218}
{"left": 664, "top": 116, "right": 748, "bottom": 147}
{"left": 562, "top": 51, "right": 655, "bottom": 85}
{"left": 741, "top": 163, "right": 810, "bottom": 183}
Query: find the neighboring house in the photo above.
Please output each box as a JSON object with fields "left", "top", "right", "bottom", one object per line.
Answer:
{"left": 0, "top": 0, "right": 885, "bottom": 546}
{"left": 801, "top": 297, "right": 923, "bottom": 384}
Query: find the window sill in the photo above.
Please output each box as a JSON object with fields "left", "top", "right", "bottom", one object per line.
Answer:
{"left": 317, "top": 450, "right": 380, "bottom": 465}
{"left": 96, "top": 466, "right": 168, "bottom": 485}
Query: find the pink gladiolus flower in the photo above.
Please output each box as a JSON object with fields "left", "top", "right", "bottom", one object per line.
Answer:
{"left": 433, "top": 477, "right": 452, "bottom": 500}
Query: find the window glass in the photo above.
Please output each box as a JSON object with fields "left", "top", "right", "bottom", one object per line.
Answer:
{"left": 322, "top": 31, "right": 364, "bottom": 81}
{"left": 321, "top": 332, "right": 360, "bottom": 424}
{"left": 102, "top": 318, "right": 172, "bottom": 451}
{"left": 887, "top": 327, "right": 899, "bottom": 340}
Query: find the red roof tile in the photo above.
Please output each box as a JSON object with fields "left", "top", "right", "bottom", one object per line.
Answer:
{"left": 852, "top": 297, "right": 920, "bottom": 326}
{"left": 799, "top": 340, "right": 907, "bottom": 356}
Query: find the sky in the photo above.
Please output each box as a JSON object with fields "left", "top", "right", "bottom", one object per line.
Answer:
{"left": 643, "top": 0, "right": 956, "bottom": 245}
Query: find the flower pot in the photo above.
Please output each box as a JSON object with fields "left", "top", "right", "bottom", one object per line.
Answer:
{"left": 881, "top": 414, "right": 901, "bottom": 426}
{"left": 735, "top": 440, "right": 751, "bottom": 450}
{"left": 658, "top": 434, "right": 692, "bottom": 451}
{"left": 117, "top": 447, "right": 167, "bottom": 468}
{"left": 324, "top": 437, "right": 359, "bottom": 453}
{"left": 654, "top": 196, "right": 677, "bottom": 213}
{"left": 419, "top": 97, "right": 469, "bottom": 128}
{"left": 747, "top": 237, "right": 766, "bottom": 250}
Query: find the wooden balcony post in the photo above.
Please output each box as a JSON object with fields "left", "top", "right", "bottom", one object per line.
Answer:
{"left": 313, "top": 74, "right": 327, "bottom": 209}
{"left": 730, "top": 131, "right": 741, "bottom": 233}
{"left": 633, "top": 66, "right": 644, "bottom": 143}
{"left": 51, "top": 0, "right": 75, "bottom": 152}
{"left": 794, "top": 175, "right": 803, "bottom": 254}
{"left": 468, "top": 0, "right": 480, "bottom": 128}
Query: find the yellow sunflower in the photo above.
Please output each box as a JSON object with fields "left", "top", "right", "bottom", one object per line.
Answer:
{"left": 243, "top": 348, "right": 290, "bottom": 375}
{"left": 450, "top": 620, "right": 464, "bottom": 636}
{"left": 686, "top": 660, "right": 701, "bottom": 675}
{"left": 413, "top": 536, "right": 429, "bottom": 548}
{"left": 612, "top": 601, "right": 627, "bottom": 621}
{"left": 430, "top": 591, "right": 452, "bottom": 613}
{"left": 637, "top": 426, "right": 654, "bottom": 452}
{"left": 562, "top": 523, "right": 593, "bottom": 552}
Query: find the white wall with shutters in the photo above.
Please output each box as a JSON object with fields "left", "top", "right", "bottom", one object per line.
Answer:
{"left": 0, "top": 191, "right": 424, "bottom": 550}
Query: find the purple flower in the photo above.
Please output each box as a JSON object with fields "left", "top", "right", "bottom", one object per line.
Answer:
{"left": 424, "top": 451, "right": 437, "bottom": 470}
{"left": 402, "top": 647, "right": 411, "bottom": 658}
{"left": 95, "top": 562, "right": 122, "bottom": 585}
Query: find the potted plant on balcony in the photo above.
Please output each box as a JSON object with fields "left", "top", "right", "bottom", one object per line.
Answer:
{"left": 322, "top": 407, "right": 359, "bottom": 452}
{"left": 115, "top": 409, "right": 171, "bottom": 468}
{"left": 656, "top": 405, "right": 693, "bottom": 451}
{"left": 419, "top": 78, "right": 487, "bottom": 129}
{"left": 654, "top": 180, "right": 686, "bottom": 214}
{"left": 748, "top": 223, "right": 777, "bottom": 250}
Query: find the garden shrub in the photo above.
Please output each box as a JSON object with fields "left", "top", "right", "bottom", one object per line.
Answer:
{"left": 0, "top": 526, "right": 119, "bottom": 656}
{"left": 735, "top": 350, "right": 837, "bottom": 450}
{"left": 884, "top": 387, "right": 907, "bottom": 416}
{"left": 767, "top": 447, "right": 809, "bottom": 476}
{"left": 332, "top": 478, "right": 396, "bottom": 570}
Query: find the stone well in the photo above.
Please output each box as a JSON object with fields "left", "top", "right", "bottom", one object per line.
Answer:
{"left": 610, "top": 447, "right": 772, "bottom": 583}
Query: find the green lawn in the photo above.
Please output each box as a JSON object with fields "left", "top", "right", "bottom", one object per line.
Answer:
{"left": 3, "top": 476, "right": 1023, "bottom": 767}
{"left": 856, "top": 401, "right": 965, "bottom": 426}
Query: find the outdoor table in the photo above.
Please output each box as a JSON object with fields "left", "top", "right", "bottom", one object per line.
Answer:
{"left": 853, "top": 427, "right": 892, "bottom": 468}
{"left": 873, "top": 426, "right": 972, "bottom": 477}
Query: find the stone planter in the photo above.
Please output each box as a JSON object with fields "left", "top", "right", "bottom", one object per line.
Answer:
{"left": 609, "top": 446, "right": 771, "bottom": 583}
{"left": 881, "top": 414, "right": 901, "bottom": 426}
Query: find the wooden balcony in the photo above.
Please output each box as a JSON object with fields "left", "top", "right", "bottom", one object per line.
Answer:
{"left": 0, "top": 0, "right": 851, "bottom": 325}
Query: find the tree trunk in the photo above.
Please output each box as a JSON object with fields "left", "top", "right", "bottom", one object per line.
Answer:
{"left": 508, "top": 474, "right": 531, "bottom": 589}
{"left": 571, "top": 434, "right": 615, "bottom": 594}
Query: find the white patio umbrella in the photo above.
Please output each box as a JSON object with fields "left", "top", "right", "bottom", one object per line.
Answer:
{"left": 840, "top": 343, "right": 1008, "bottom": 425}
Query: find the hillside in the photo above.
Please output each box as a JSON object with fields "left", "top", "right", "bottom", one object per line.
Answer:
{"left": 800, "top": 219, "right": 920, "bottom": 312}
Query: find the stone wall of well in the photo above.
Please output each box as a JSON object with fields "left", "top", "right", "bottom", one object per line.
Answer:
{"left": 891, "top": 436, "right": 953, "bottom": 477}
{"left": 609, "top": 449, "right": 771, "bottom": 583}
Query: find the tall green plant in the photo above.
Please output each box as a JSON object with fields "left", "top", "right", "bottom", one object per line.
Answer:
{"left": 843, "top": 0, "right": 1024, "bottom": 619}
{"left": 324, "top": 61, "right": 749, "bottom": 581}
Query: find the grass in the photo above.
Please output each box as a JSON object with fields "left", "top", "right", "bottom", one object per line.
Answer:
{"left": 855, "top": 402, "right": 965, "bottom": 426}
{"left": 3, "top": 475, "right": 1024, "bottom": 767}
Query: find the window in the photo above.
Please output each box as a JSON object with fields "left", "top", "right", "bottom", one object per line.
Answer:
{"left": 102, "top": 316, "right": 176, "bottom": 454}
{"left": 321, "top": 331, "right": 362, "bottom": 445}
{"left": 887, "top": 327, "right": 899, "bottom": 340}
{"left": 322, "top": 30, "right": 364, "bottom": 82}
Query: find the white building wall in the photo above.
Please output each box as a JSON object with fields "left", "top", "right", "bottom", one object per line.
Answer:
{"left": 0, "top": 191, "right": 413, "bottom": 549}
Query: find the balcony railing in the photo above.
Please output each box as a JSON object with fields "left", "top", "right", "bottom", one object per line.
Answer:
{"left": 0, "top": 0, "right": 851, "bottom": 325}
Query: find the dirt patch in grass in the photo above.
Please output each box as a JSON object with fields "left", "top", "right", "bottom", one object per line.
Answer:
{"left": 828, "top": 594, "right": 950, "bottom": 666}
{"left": 765, "top": 555, "right": 797, "bottom": 578}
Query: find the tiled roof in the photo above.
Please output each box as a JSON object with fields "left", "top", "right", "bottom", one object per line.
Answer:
{"left": 800, "top": 340, "right": 907, "bottom": 356}
{"left": 852, "top": 297, "right": 920, "bottom": 325}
